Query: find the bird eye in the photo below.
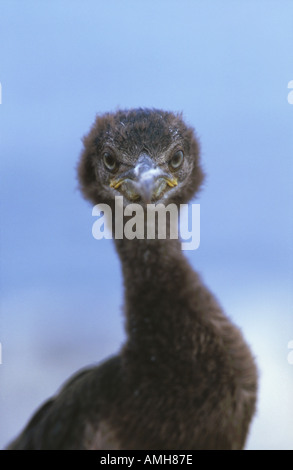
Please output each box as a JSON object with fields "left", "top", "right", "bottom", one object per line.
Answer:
{"left": 170, "top": 150, "right": 184, "bottom": 170}
{"left": 103, "top": 152, "right": 118, "bottom": 172}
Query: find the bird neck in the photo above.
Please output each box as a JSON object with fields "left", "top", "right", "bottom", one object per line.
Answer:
{"left": 114, "top": 226, "right": 200, "bottom": 364}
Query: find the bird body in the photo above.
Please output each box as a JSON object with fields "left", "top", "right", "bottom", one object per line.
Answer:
{"left": 7, "top": 108, "right": 257, "bottom": 450}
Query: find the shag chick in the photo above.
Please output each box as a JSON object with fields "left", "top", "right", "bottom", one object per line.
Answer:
{"left": 7, "top": 108, "right": 258, "bottom": 450}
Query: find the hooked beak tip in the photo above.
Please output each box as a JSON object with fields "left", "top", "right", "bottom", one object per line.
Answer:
{"left": 133, "top": 178, "right": 154, "bottom": 203}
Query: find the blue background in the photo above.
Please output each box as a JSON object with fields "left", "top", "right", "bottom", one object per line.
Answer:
{"left": 0, "top": 0, "right": 292, "bottom": 449}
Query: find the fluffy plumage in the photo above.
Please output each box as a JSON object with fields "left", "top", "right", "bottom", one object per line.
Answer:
{"left": 7, "top": 108, "right": 257, "bottom": 450}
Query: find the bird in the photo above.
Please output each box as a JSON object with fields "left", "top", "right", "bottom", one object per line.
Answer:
{"left": 7, "top": 108, "right": 258, "bottom": 450}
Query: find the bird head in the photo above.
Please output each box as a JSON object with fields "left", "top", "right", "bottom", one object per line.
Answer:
{"left": 78, "top": 108, "right": 204, "bottom": 209}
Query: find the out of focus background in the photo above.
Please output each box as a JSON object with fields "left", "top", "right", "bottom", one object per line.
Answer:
{"left": 0, "top": 0, "right": 292, "bottom": 450}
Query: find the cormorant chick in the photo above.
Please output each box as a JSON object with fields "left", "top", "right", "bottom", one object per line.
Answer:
{"left": 7, "top": 108, "right": 257, "bottom": 450}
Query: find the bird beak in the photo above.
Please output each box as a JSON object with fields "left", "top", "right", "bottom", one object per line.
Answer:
{"left": 110, "top": 154, "right": 178, "bottom": 203}
{"left": 133, "top": 155, "right": 163, "bottom": 203}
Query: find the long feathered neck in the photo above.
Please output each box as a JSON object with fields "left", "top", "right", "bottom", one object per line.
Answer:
{"left": 113, "top": 210, "right": 202, "bottom": 366}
